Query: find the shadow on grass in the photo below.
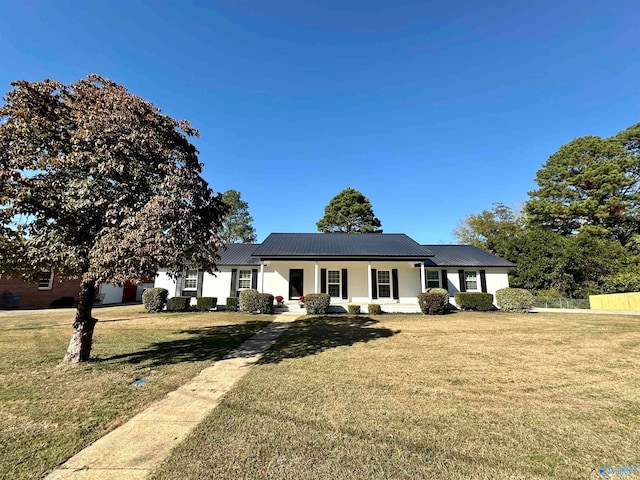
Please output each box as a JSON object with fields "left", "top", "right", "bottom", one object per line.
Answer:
{"left": 258, "top": 316, "right": 397, "bottom": 364}
{"left": 96, "top": 320, "right": 271, "bottom": 367}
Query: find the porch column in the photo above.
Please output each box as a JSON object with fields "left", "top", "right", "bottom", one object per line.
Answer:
{"left": 420, "top": 263, "right": 425, "bottom": 292}
{"left": 314, "top": 261, "right": 319, "bottom": 293}
{"left": 260, "top": 262, "right": 265, "bottom": 293}
{"left": 368, "top": 261, "right": 372, "bottom": 302}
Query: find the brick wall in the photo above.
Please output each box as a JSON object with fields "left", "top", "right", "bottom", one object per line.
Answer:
{"left": 0, "top": 275, "right": 81, "bottom": 309}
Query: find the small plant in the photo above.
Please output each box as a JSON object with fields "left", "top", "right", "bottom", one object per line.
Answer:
{"left": 454, "top": 292, "right": 494, "bottom": 311}
{"left": 239, "top": 289, "right": 262, "bottom": 313}
{"left": 348, "top": 304, "right": 361, "bottom": 314}
{"left": 226, "top": 297, "right": 239, "bottom": 311}
{"left": 196, "top": 297, "right": 217, "bottom": 311}
{"left": 298, "top": 295, "right": 305, "bottom": 308}
{"left": 168, "top": 296, "right": 191, "bottom": 312}
{"left": 304, "top": 293, "right": 330, "bottom": 314}
{"left": 275, "top": 295, "right": 285, "bottom": 307}
{"left": 368, "top": 303, "right": 382, "bottom": 314}
{"left": 417, "top": 287, "right": 449, "bottom": 315}
{"left": 258, "top": 294, "right": 275, "bottom": 314}
{"left": 495, "top": 288, "right": 534, "bottom": 313}
{"left": 142, "top": 288, "right": 168, "bottom": 312}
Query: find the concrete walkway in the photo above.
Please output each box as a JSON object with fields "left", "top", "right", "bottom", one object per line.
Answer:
{"left": 46, "top": 313, "right": 301, "bottom": 480}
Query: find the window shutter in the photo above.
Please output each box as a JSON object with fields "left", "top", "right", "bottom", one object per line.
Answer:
{"left": 458, "top": 270, "right": 466, "bottom": 292}
{"left": 230, "top": 269, "right": 238, "bottom": 297}
{"left": 371, "top": 269, "right": 378, "bottom": 300}
{"left": 196, "top": 270, "right": 204, "bottom": 297}
{"left": 480, "top": 270, "right": 487, "bottom": 293}
{"left": 392, "top": 269, "right": 399, "bottom": 300}
{"left": 441, "top": 269, "right": 448, "bottom": 291}
{"left": 252, "top": 269, "right": 258, "bottom": 289}
{"left": 175, "top": 273, "right": 182, "bottom": 297}
{"left": 320, "top": 269, "right": 327, "bottom": 294}
{"left": 342, "top": 269, "right": 348, "bottom": 299}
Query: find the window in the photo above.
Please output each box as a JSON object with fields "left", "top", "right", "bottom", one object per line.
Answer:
{"left": 238, "top": 269, "right": 252, "bottom": 290}
{"left": 465, "top": 271, "right": 478, "bottom": 291}
{"left": 426, "top": 270, "right": 440, "bottom": 289}
{"left": 38, "top": 271, "right": 53, "bottom": 290}
{"left": 377, "top": 270, "right": 391, "bottom": 298}
{"left": 183, "top": 269, "right": 198, "bottom": 291}
{"left": 327, "top": 270, "right": 341, "bottom": 297}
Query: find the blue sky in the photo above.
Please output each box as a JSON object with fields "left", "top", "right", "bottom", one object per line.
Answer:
{"left": 2, "top": 0, "right": 639, "bottom": 243}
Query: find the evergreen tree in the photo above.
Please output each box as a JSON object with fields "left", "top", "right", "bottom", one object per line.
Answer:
{"left": 317, "top": 188, "right": 382, "bottom": 233}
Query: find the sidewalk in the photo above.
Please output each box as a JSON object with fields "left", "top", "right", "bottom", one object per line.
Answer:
{"left": 46, "top": 314, "right": 300, "bottom": 480}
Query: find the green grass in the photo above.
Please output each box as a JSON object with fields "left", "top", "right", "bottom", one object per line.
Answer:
{"left": 152, "top": 312, "right": 640, "bottom": 480}
{"left": 0, "top": 305, "right": 272, "bottom": 480}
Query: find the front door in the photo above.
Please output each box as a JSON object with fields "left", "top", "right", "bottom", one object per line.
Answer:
{"left": 289, "top": 269, "right": 304, "bottom": 299}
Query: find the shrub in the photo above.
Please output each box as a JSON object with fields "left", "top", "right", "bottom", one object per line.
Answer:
{"left": 51, "top": 296, "right": 75, "bottom": 308}
{"left": 348, "top": 304, "right": 361, "bottom": 314}
{"left": 368, "top": 303, "right": 382, "bottom": 314}
{"left": 239, "top": 289, "right": 262, "bottom": 313}
{"left": 304, "top": 293, "right": 331, "bottom": 314}
{"left": 196, "top": 297, "right": 217, "bottom": 311}
{"left": 226, "top": 297, "right": 239, "bottom": 311}
{"left": 417, "top": 287, "right": 450, "bottom": 315}
{"left": 495, "top": 288, "right": 534, "bottom": 312}
{"left": 454, "top": 292, "right": 494, "bottom": 311}
{"left": 258, "top": 294, "right": 275, "bottom": 314}
{"left": 168, "top": 296, "right": 191, "bottom": 312}
{"left": 142, "top": 288, "right": 168, "bottom": 312}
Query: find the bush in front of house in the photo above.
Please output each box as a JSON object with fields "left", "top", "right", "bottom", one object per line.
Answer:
{"left": 142, "top": 288, "right": 168, "bottom": 312}
{"left": 417, "top": 287, "right": 450, "bottom": 315}
{"left": 368, "top": 303, "right": 382, "bottom": 314}
{"left": 348, "top": 304, "right": 361, "bottom": 314}
{"left": 495, "top": 288, "right": 534, "bottom": 312}
{"left": 196, "top": 297, "right": 217, "bottom": 311}
{"left": 168, "top": 296, "right": 191, "bottom": 312}
{"left": 454, "top": 292, "right": 494, "bottom": 311}
{"left": 258, "top": 294, "right": 275, "bottom": 314}
{"left": 239, "top": 289, "right": 262, "bottom": 313}
{"left": 304, "top": 293, "right": 331, "bottom": 314}
{"left": 226, "top": 297, "right": 239, "bottom": 311}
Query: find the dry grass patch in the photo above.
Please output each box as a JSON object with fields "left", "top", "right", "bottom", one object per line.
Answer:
{"left": 0, "top": 305, "right": 271, "bottom": 480}
{"left": 152, "top": 312, "right": 640, "bottom": 479}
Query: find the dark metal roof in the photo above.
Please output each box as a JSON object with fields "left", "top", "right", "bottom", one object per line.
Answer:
{"left": 423, "top": 245, "right": 515, "bottom": 267}
{"left": 252, "top": 233, "right": 433, "bottom": 258}
{"left": 217, "top": 243, "right": 261, "bottom": 266}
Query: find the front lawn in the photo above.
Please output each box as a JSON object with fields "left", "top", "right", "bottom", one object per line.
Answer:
{"left": 0, "top": 305, "right": 271, "bottom": 480}
{"left": 152, "top": 312, "right": 640, "bottom": 479}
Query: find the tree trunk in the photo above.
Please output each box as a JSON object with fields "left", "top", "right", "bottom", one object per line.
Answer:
{"left": 62, "top": 281, "right": 97, "bottom": 363}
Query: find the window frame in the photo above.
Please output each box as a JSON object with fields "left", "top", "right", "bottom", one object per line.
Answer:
{"left": 183, "top": 269, "right": 199, "bottom": 292}
{"left": 38, "top": 271, "right": 54, "bottom": 290}
{"left": 237, "top": 269, "right": 253, "bottom": 291}
{"left": 327, "top": 269, "right": 341, "bottom": 298}
{"left": 425, "top": 270, "right": 440, "bottom": 289}
{"left": 464, "top": 270, "right": 479, "bottom": 292}
{"left": 377, "top": 270, "right": 391, "bottom": 298}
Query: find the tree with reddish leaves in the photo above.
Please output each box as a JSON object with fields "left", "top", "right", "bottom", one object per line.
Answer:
{"left": 0, "top": 75, "right": 228, "bottom": 363}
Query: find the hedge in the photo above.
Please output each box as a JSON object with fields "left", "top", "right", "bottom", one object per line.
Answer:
{"left": 417, "top": 287, "right": 449, "bottom": 315}
{"left": 368, "top": 303, "right": 382, "bottom": 314}
{"left": 454, "top": 292, "right": 494, "bottom": 311}
{"left": 348, "top": 304, "right": 361, "bottom": 314}
{"left": 304, "top": 293, "right": 331, "bottom": 314}
{"left": 239, "top": 289, "right": 262, "bottom": 313}
{"left": 168, "top": 296, "right": 191, "bottom": 312}
{"left": 495, "top": 288, "right": 534, "bottom": 312}
{"left": 196, "top": 297, "right": 217, "bottom": 311}
{"left": 226, "top": 297, "right": 239, "bottom": 311}
{"left": 258, "top": 294, "right": 275, "bottom": 314}
{"left": 142, "top": 288, "right": 168, "bottom": 312}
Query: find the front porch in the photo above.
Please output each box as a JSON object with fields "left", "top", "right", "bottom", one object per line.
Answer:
{"left": 276, "top": 300, "right": 421, "bottom": 314}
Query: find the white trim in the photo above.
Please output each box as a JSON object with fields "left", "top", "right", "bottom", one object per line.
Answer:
{"left": 237, "top": 269, "right": 252, "bottom": 291}
{"left": 420, "top": 265, "right": 425, "bottom": 292}
{"left": 314, "top": 261, "right": 319, "bottom": 294}
{"left": 377, "top": 270, "right": 392, "bottom": 298}
{"left": 327, "top": 269, "right": 341, "bottom": 299}
{"left": 425, "top": 270, "right": 440, "bottom": 289}
{"left": 464, "top": 270, "right": 479, "bottom": 292}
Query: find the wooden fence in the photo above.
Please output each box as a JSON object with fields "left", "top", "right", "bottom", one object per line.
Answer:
{"left": 589, "top": 292, "right": 640, "bottom": 310}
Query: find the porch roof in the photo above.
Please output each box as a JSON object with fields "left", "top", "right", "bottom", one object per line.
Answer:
{"left": 252, "top": 233, "right": 433, "bottom": 259}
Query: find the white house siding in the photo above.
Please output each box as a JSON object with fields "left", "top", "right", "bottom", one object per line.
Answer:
{"left": 154, "top": 270, "right": 177, "bottom": 296}
{"left": 442, "top": 267, "right": 510, "bottom": 306}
